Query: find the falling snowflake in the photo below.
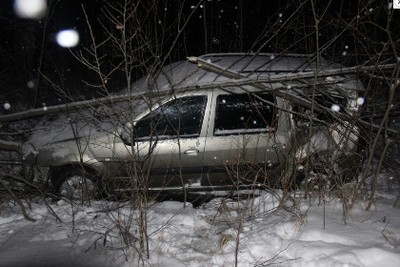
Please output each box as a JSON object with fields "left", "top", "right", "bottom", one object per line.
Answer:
{"left": 14, "top": 0, "right": 47, "bottom": 19}
{"left": 27, "top": 80, "right": 35, "bottom": 89}
{"left": 331, "top": 104, "right": 340, "bottom": 112}
{"left": 56, "top": 29, "right": 79, "bottom": 48}
{"left": 4, "top": 103, "right": 11, "bottom": 110}
{"left": 357, "top": 97, "right": 365, "bottom": 106}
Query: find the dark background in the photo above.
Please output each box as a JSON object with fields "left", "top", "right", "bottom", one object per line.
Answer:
{"left": 0, "top": 0, "right": 398, "bottom": 111}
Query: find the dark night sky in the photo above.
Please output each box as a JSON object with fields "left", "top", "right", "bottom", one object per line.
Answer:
{"left": 0, "top": 0, "right": 398, "bottom": 109}
{"left": 0, "top": 0, "right": 294, "bottom": 104}
{"left": 1, "top": 0, "right": 303, "bottom": 60}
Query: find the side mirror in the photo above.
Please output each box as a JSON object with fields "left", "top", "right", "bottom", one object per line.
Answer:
{"left": 120, "top": 132, "right": 134, "bottom": 146}
{"left": 119, "top": 124, "right": 135, "bottom": 146}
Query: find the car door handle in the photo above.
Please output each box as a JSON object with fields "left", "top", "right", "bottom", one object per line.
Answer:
{"left": 184, "top": 149, "right": 199, "bottom": 156}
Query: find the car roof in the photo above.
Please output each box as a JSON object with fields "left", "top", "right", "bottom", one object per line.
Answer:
{"left": 132, "top": 53, "right": 346, "bottom": 93}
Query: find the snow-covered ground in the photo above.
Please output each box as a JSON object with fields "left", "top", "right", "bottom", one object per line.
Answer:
{"left": 0, "top": 186, "right": 400, "bottom": 267}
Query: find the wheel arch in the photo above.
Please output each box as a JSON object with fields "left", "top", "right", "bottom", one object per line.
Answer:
{"left": 48, "top": 163, "right": 102, "bottom": 187}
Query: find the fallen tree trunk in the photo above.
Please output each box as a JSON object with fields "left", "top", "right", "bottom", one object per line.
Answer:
{"left": 0, "top": 93, "right": 145, "bottom": 123}
{"left": 0, "top": 59, "right": 397, "bottom": 124}
{"left": 0, "top": 139, "right": 21, "bottom": 152}
{"left": 188, "top": 57, "right": 400, "bottom": 135}
{"left": 187, "top": 56, "right": 398, "bottom": 83}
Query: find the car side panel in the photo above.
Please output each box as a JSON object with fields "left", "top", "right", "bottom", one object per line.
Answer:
{"left": 97, "top": 92, "right": 212, "bottom": 189}
{"left": 202, "top": 133, "right": 287, "bottom": 186}
{"left": 202, "top": 90, "right": 290, "bottom": 186}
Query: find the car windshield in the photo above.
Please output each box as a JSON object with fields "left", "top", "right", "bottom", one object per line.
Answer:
{"left": 133, "top": 95, "right": 208, "bottom": 140}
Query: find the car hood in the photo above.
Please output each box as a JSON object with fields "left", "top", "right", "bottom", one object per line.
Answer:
{"left": 22, "top": 99, "right": 146, "bottom": 160}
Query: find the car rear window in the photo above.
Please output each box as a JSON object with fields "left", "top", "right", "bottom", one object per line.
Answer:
{"left": 292, "top": 94, "right": 347, "bottom": 126}
{"left": 214, "top": 93, "right": 275, "bottom": 135}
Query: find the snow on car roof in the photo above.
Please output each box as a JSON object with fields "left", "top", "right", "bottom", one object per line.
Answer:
{"left": 132, "top": 53, "right": 344, "bottom": 93}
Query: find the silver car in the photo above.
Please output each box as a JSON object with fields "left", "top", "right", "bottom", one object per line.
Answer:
{"left": 22, "top": 53, "right": 364, "bottom": 200}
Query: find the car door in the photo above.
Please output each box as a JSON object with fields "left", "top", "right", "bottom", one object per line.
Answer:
{"left": 202, "top": 90, "right": 285, "bottom": 186}
{"left": 126, "top": 93, "right": 210, "bottom": 188}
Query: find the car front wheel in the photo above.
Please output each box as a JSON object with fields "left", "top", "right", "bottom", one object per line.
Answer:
{"left": 53, "top": 167, "right": 100, "bottom": 203}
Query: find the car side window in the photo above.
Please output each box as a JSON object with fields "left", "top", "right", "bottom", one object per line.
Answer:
{"left": 214, "top": 93, "right": 275, "bottom": 135}
{"left": 134, "top": 95, "right": 207, "bottom": 140}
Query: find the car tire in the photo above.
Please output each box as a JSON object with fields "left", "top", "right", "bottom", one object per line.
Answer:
{"left": 52, "top": 167, "right": 101, "bottom": 203}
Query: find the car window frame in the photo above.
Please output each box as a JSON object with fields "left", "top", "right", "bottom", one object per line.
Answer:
{"left": 132, "top": 94, "right": 209, "bottom": 142}
{"left": 212, "top": 92, "right": 277, "bottom": 136}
